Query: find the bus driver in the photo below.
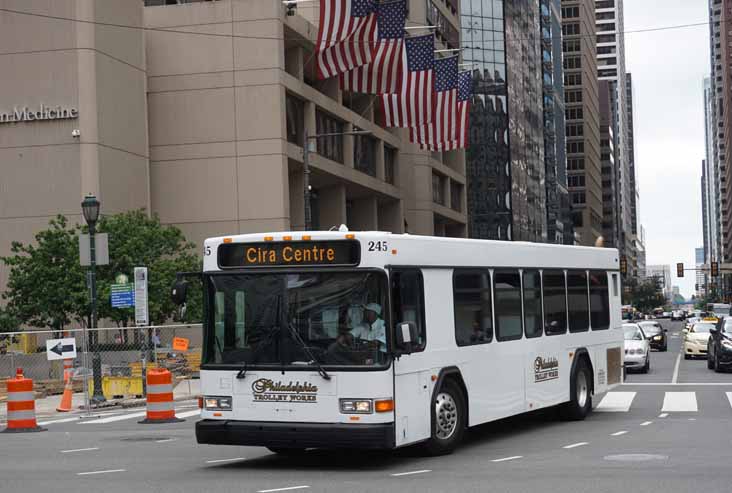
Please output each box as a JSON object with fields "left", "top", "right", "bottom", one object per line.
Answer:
{"left": 352, "top": 303, "right": 387, "bottom": 352}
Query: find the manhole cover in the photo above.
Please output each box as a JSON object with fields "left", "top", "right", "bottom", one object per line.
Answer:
{"left": 604, "top": 454, "right": 668, "bottom": 462}
{"left": 120, "top": 436, "right": 167, "bottom": 442}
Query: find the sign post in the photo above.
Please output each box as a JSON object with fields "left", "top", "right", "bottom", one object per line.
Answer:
{"left": 135, "top": 267, "right": 149, "bottom": 395}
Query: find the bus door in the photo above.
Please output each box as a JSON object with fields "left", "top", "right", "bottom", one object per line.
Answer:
{"left": 391, "top": 268, "right": 433, "bottom": 447}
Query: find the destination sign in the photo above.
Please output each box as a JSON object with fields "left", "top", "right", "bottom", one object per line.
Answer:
{"left": 218, "top": 240, "right": 360, "bottom": 268}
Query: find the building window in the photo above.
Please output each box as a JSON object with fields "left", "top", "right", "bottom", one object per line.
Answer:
{"left": 597, "top": 23, "right": 616, "bottom": 32}
{"left": 315, "top": 110, "right": 344, "bottom": 163}
{"left": 568, "top": 175, "right": 586, "bottom": 187}
{"left": 384, "top": 146, "right": 397, "bottom": 185}
{"left": 562, "top": 23, "right": 580, "bottom": 36}
{"left": 450, "top": 181, "right": 463, "bottom": 212}
{"left": 567, "top": 271, "right": 589, "bottom": 333}
{"left": 563, "top": 56, "right": 581, "bottom": 69}
{"left": 354, "top": 134, "right": 377, "bottom": 177}
{"left": 523, "top": 270, "right": 543, "bottom": 338}
{"left": 597, "top": 34, "right": 616, "bottom": 44}
{"left": 285, "top": 94, "right": 304, "bottom": 146}
{"left": 494, "top": 270, "right": 523, "bottom": 341}
{"left": 563, "top": 39, "right": 581, "bottom": 52}
{"left": 543, "top": 270, "right": 567, "bottom": 335}
{"left": 567, "top": 141, "right": 585, "bottom": 153}
{"left": 561, "top": 6, "right": 580, "bottom": 18}
{"left": 571, "top": 191, "right": 586, "bottom": 204}
{"left": 432, "top": 173, "right": 445, "bottom": 205}
{"left": 426, "top": 0, "right": 459, "bottom": 49}
{"left": 568, "top": 158, "right": 585, "bottom": 170}
{"left": 564, "top": 73, "right": 582, "bottom": 86}
{"left": 565, "top": 91, "right": 583, "bottom": 104}
{"left": 566, "top": 123, "right": 584, "bottom": 137}
{"left": 453, "top": 270, "right": 493, "bottom": 346}
{"left": 596, "top": 0, "right": 615, "bottom": 8}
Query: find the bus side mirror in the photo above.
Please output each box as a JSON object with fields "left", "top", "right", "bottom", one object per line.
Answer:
{"left": 395, "top": 322, "right": 417, "bottom": 354}
{"left": 171, "top": 279, "right": 188, "bottom": 306}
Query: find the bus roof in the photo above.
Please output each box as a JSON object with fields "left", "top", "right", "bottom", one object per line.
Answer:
{"left": 203, "top": 230, "right": 619, "bottom": 272}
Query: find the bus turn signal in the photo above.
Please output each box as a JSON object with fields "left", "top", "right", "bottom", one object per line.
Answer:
{"left": 375, "top": 399, "right": 394, "bottom": 413}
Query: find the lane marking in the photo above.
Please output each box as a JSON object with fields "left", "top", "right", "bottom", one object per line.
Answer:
{"left": 726, "top": 392, "right": 732, "bottom": 409}
{"left": 258, "top": 487, "right": 310, "bottom": 493}
{"left": 61, "top": 447, "right": 99, "bottom": 454}
{"left": 688, "top": 418, "right": 696, "bottom": 421}
{"left": 595, "top": 392, "right": 636, "bottom": 412}
{"left": 563, "top": 442, "right": 588, "bottom": 449}
{"left": 38, "top": 417, "right": 82, "bottom": 426}
{"left": 671, "top": 353, "right": 682, "bottom": 384}
{"left": 658, "top": 413, "right": 669, "bottom": 418}
{"left": 661, "top": 392, "right": 698, "bottom": 412}
{"left": 81, "top": 411, "right": 147, "bottom": 424}
{"left": 176, "top": 409, "right": 201, "bottom": 419}
{"left": 77, "top": 469, "right": 126, "bottom": 476}
{"left": 391, "top": 469, "right": 432, "bottom": 477}
{"left": 491, "top": 456, "right": 522, "bottom": 462}
{"left": 155, "top": 438, "right": 177, "bottom": 443}
{"left": 640, "top": 421, "right": 653, "bottom": 426}
{"left": 621, "top": 383, "right": 732, "bottom": 386}
{"left": 205, "top": 457, "right": 245, "bottom": 464}
{"left": 610, "top": 431, "right": 628, "bottom": 436}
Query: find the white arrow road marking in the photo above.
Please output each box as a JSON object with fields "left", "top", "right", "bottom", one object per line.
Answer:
{"left": 610, "top": 431, "right": 628, "bottom": 436}
{"left": 563, "top": 442, "right": 588, "bottom": 449}
{"left": 491, "top": 456, "right": 523, "bottom": 462}
{"left": 77, "top": 469, "right": 125, "bottom": 476}
{"left": 61, "top": 447, "right": 99, "bottom": 453}
{"left": 205, "top": 457, "right": 245, "bottom": 464}
{"left": 391, "top": 470, "right": 431, "bottom": 476}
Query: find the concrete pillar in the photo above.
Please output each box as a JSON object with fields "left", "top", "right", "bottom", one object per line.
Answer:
{"left": 344, "top": 122, "right": 354, "bottom": 168}
{"left": 318, "top": 184, "right": 346, "bottom": 230}
{"left": 285, "top": 45, "right": 304, "bottom": 81}
{"left": 378, "top": 200, "right": 404, "bottom": 233}
{"left": 289, "top": 169, "right": 305, "bottom": 230}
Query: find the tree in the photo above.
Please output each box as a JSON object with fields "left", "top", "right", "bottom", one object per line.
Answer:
{"left": 1, "top": 215, "right": 87, "bottom": 334}
{"left": 624, "top": 278, "right": 666, "bottom": 314}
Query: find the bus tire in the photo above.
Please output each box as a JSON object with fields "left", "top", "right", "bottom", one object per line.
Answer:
{"left": 422, "top": 379, "right": 466, "bottom": 456}
{"left": 560, "top": 358, "right": 592, "bottom": 421}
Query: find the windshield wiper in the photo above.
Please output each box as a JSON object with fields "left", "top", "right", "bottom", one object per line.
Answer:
{"left": 287, "top": 322, "right": 331, "bottom": 381}
{"left": 235, "top": 362, "right": 248, "bottom": 379}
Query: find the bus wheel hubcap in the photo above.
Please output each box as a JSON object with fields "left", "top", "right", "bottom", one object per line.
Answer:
{"left": 576, "top": 370, "right": 588, "bottom": 409}
{"left": 435, "top": 392, "right": 458, "bottom": 440}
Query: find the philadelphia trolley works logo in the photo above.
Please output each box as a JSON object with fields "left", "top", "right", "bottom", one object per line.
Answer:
{"left": 534, "top": 356, "right": 559, "bottom": 382}
{"left": 251, "top": 378, "right": 319, "bottom": 403}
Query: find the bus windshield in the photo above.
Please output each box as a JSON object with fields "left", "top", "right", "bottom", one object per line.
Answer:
{"left": 204, "top": 271, "right": 389, "bottom": 368}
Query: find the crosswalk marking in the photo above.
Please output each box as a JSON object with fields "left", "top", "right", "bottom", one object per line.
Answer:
{"left": 661, "top": 392, "right": 698, "bottom": 412}
{"left": 595, "top": 392, "right": 637, "bottom": 412}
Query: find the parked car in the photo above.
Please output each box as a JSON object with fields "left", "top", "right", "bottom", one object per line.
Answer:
{"left": 683, "top": 322, "right": 716, "bottom": 360}
{"left": 662, "top": 311, "right": 671, "bottom": 318}
{"left": 707, "top": 318, "right": 732, "bottom": 372}
{"left": 671, "top": 310, "right": 685, "bottom": 321}
{"left": 623, "top": 323, "right": 650, "bottom": 373}
{"left": 639, "top": 321, "right": 667, "bottom": 351}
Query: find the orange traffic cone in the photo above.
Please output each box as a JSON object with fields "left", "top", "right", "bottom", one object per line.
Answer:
{"left": 56, "top": 373, "right": 74, "bottom": 412}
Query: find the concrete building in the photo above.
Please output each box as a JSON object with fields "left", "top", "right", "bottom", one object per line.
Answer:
{"left": 703, "top": 75, "right": 722, "bottom": 289}
{"left": 0, "top": 0, "right": 468, "bottom": 294}
{"left": 463, "top": 0, "right": 547, "bottom": 242}
{"left": 626, "top": 73, "right": 642, "bottom": 279}
{"left": 599, "top": 81, "right": 619, "bottom": 250}
{"left": 646, "top": 264, "right": 672, "bottom": 301}
{"left": 696, "top": 246, "right": 707, "bottom": 297}
{"left": 561, "top": 0, "right": 603, "bottom": 246}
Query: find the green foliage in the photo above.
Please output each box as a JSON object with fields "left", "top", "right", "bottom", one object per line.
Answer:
{"left": 1, "top": 211, "right": 202, "bottom": 331}
{"left": 622, "top": 277, "right": 667, "bottom": 314}
{"left": 0, "top": 306, "right": 21, "bottom": 333}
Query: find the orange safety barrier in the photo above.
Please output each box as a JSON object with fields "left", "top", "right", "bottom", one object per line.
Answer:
{"left": 62, "top": 359, "right": 74, "bottom": 383}
{"left": 2, "top": 368, "right": 46, "bottom": 433}
{"left": 139, "top": 368, "right": 184, "bottom": 424}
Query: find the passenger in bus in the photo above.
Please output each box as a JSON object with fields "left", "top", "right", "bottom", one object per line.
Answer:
{"left": 470, "top": 321, "right": 486, "bottom": 343}
{"left": 352, "top": 303, "right": 387, "bottom": 352}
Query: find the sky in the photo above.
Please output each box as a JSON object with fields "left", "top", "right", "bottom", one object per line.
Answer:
{"left": 624, "top": 0, "right": 710, "bottom": 299}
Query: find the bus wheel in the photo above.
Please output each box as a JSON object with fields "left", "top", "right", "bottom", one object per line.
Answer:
{"left": 560, "top": 359, "right": 592, "bottom": 421}
{"left": 422, "top": 379, "right": 466, "bottom": 456}
{"left": 267, "top": 447, "right": 307, "bottom": 456}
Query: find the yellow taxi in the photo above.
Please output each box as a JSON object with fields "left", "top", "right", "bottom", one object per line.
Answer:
{"left": 683, "top": 320, "right": 718, "bottom": 360}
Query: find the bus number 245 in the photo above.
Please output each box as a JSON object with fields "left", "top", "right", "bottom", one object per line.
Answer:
{"left": 368, "top": 241, "right": 388, "bottom": 252}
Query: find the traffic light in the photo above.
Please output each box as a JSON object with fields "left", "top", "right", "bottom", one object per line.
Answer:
{"left": 677, "top": 262, "right": 684, "bottom": 277}
{"left": 619, "top": 256, "right": 627, "bottom": 275}
{"left": 711, "top": 261, "right": 719, "bottom": 277}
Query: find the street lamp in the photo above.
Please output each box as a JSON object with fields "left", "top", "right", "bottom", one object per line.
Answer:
{"left": 81, "top": 194, "right": 105, "bottom": 403}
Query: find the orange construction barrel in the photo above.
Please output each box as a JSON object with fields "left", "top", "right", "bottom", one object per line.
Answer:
{"left": 138, "top": 368, "right": 184, "bottom": 424}
{"left": 2, "top": 368, "right": 46, "bottom": 433}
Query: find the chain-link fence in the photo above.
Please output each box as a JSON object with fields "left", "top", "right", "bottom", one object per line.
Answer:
{"left": 0, "top": 324, "right": 202, "bottom": 418}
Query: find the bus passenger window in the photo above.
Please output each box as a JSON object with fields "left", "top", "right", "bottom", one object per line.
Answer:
{"left": 543, "top": 270, "right": 567, "bottom": 335}
{"left": 523, "top": 270, "right": 542, "bottom": 338}
{"left": 453, "top": 270, "right": 493, "bottom": 346}
{"left": 494, "top": 270, "right": 523, "bottom": 341}
{"left": 568, "top": 271, "right": 590, "bottom": 332}
{"left": 391, "top": 269, "right": 426, "bottom": 352}
{"left": 589, "top": 271, "right": 610, "bottom": 330}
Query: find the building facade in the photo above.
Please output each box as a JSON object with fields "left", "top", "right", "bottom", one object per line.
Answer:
{"left": 561, "top": 0, "right": 602, "bottom": 246}
{"left": 646, "top": 264, "right": 672, "bottom": 301}
{"left": 464, "top": 0, "right": 548, "bottom": 242}
{"left": 0, "top": 0, "right": 468, "bottom": 295}
{"left": 696, "top": 246, "right": 707, "bottom": 297}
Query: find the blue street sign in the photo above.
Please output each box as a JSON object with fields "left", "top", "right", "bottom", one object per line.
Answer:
{"left": 111, "top": 283, "right": 135, "bottom": 308}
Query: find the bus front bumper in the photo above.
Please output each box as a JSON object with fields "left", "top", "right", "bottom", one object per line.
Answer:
{"left": 196, "top": 419, "right": 396, "bottom": 449}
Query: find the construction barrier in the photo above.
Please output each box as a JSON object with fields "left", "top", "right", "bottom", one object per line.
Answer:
{"left": 56, "top": 373, "right": 74, "bottom": 412}
{"left": 62, "top": 359, "right": 73, "bottom": 383}
{"left": 139, "top": 368, "right": 184, "bottom": 424}
{"left": 2, "top": 368, "right": 46, "bottom": 433}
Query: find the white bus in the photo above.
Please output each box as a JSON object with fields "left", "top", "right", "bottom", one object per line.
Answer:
{"left": 176, "top": 230, "right": 624, "bottom": 455}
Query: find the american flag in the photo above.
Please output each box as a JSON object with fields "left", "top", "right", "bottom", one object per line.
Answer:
{"left": 341, "top": 0, "right": 407, "bottom": 94}
{"left": 380, "top": 34, "right": 435, "bottom": 127}
{"left": 409, "top": 55, "right": 459, "bottom": 150}
{"left": 443, "top": 71, "right": 472, "bottom": 150}
{"left": 316, "top": 0, "right": 378, "bottom": 80}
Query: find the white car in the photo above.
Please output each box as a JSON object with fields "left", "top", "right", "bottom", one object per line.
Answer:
{"left": 685, "top": 317, "right": 700, "bottom": 329}
{"left": 623, "top": 323, "right": 650, "bottom": 373}
{"left": 683, "top": 322, "right": 716, "bottom": 360}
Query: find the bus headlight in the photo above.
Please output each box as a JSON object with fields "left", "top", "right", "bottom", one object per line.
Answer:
{"left": 340, "top": 399, "right": 373, "bottom": 414}
{"left": 204, "top": 396, "right": 233, "bottom": 411}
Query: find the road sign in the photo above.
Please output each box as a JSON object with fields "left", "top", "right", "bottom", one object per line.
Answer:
{"left": 79, "top": 233, "right": 109, "bottom": 266}
{"left": 172, "top": 337, "right": 189, "bottom": 352}
{"left": 111, "top": 283, "right": 135, "bottom": 308}
{"left": 46, "top": 338, "right": 77, "bottom": 361}
{"left": 135, "top": 267, "right": 149, "bottom": 326}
